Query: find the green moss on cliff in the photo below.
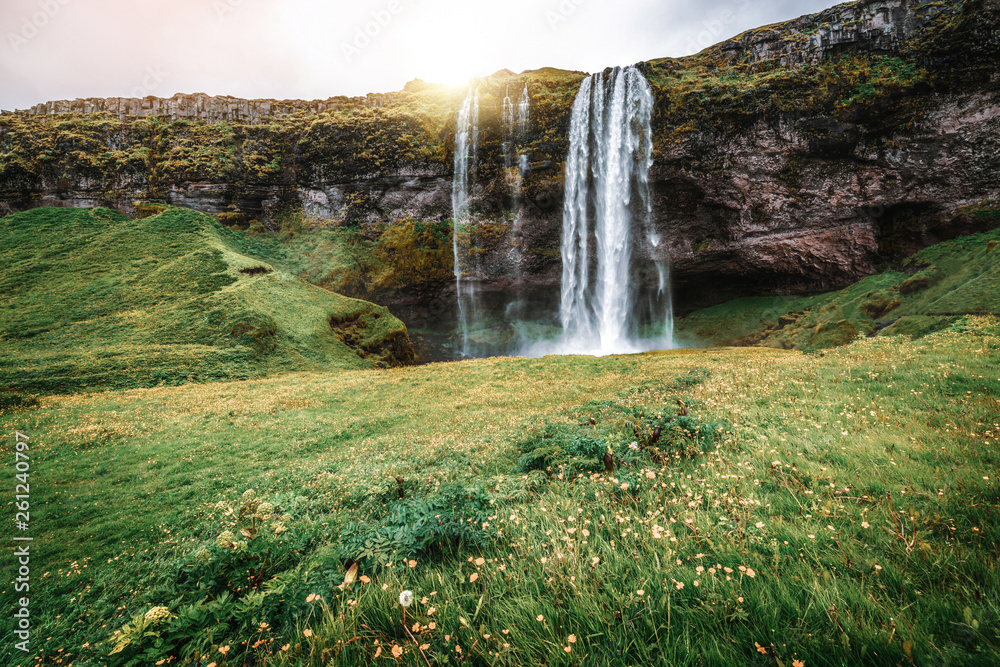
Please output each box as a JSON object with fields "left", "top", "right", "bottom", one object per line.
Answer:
{"left": 219, "top": 212, "right": 455, "bottom": 301}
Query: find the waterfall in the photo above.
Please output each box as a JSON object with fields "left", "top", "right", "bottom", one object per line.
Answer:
{"left": 452, "top": 89, "right": 479, "bottom": 357}
{"left": 517, "top": 84, "right": 530, "bottom": 138}
{"left": 502, "top": 86, "right": 515, "bottom": 169}
{"left": 559, "top": 75, "right": 594, "bottom": 342}
{"left": 471, "top": 90, "right": 480, "bottom": 176}
{"left": 557, "top": 66, "right": 673, "bottom": 355}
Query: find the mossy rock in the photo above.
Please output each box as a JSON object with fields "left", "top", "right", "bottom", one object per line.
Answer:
{"left": 900, "top": 271, "right": 932, "bottom": 295}
{"left": 807, "top": 319, "right": 861, "bottom": 349}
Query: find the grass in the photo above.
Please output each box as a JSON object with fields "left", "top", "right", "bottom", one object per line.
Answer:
{"left": 676, "top": 219, "right": 1000, "bottom": 349}
{"left": 2, "top": 317, "right": 998, "bottom": 665}
{"left": 0, "top": 207, "right": 414, "bottom": 399}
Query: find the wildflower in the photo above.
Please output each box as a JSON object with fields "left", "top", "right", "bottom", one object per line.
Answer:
{"left": 637, "top": 589, "right": 645, "bottom": 596}
{"left": 218, "top": 645, "right": 230, "bottom": 655}
{"left": 675, "top": 581, "right": 684, "bottom": 590}
{"left": 359, "top": 575, "right": 371, "bottom": 584}
{"left": 746, "top": 568, "right": 756, "bottom": 578}
{"left": 303, "top": 629, "right": 313, "bottom": 637}
{"left": 591, "top": 557, "right": 600, "bottom": 566}
{"left": 629, "top": 441, "right": 639, "bottom": 450}
{"left": 195, "top": 548, "right": 211, "bottom": 563}
{"left": 861, "top": 521, "right": 870, "bottom": 529}
{"left": 281, "top": 644, "right": 290, "bottom": 651}
{"left": 793, "top": 661, "right": 805, "bottom": 667}
{"left": 470, "top": 573, "right": 479, "bottom": 583}
{"left": 144, "top": 606, "right": 170, "bottom": 625}
{"left": 399, "top": 590, "right": 414, "bottom": 607}
{"left": 620, "top": 482, "right": 630, "bottom": 491}
{"left": 537, "top": 615, "right": 544, "bottom": 622}
{"left": 428, "top": 607, "right": 437, "bottom": 615}
{"left": 756, "top": 642, "right": 767, "bottom": 654}
{"left": 256, "top": 501, "right": 275, "bottom": 520}
{"left": 755, "top": 522, "right": 765, "bottom": 528}
{"left": 569, "top": 634, "right": 577, "bottom": 643}
{"left": 392, "top": 645, "right": 403, "bottom": 658}
{"left": 408, "top": 560, "right": 417, "bottom": 568}
{"left": 428, "top": 622, "right": 437, "bottom": 630}
{"left": 420, "top": 643, "right": 430, "bottom": 650}
{"left": 217, "top": 530, "right": 236, "bottom": 548}
{"left": 564, "top": 646, "right": 572, "bottom": 653}
{"left": 475, "top": 557, "right": 486, "bottom": 566}
{"left": 374, "top": 646, "right": 382, "bottom": 657}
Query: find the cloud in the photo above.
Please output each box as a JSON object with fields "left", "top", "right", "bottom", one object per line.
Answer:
{"left": 0, "top": 0, "right": 840, "bottom": 109}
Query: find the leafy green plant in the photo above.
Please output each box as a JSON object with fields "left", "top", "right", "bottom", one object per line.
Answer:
{"left": 106, "top": 489, "right": 323, "bottom": 666}
{"left": 337, "top": 482, "right": 498, "bottom": 566}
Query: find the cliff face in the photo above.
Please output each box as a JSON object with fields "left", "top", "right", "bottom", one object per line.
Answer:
{"left": 642, "top": 0, "right": 1000, "bottom": 299}
{"left": 1, "top": 0, "right": 998, "bottom": 311}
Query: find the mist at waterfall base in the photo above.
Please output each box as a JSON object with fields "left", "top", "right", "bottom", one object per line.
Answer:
{"left": 446, "top": 67, "right": 678, "bottom": 361}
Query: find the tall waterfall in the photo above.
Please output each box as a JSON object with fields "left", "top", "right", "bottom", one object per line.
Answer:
{"left": 517, "top": 84, "right": 530, "bottom": 138}
{"left": 502, "top": 86, "right": 515, "bottom": 169}
{"left": 452, "top": 89, "right": 479, "bottom": 357}
{"left": 558, "top": 66, "right": 673, "bottom": 355}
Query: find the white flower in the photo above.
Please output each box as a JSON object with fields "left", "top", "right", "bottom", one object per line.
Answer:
{"left": 629, "top": 442, "right": 639, "bottom": 450}
{"left": 144, "top": 606, "right": 170, "bottom": 625}
{"left": 399, "top": 590, "right": 414, "bottom": 608}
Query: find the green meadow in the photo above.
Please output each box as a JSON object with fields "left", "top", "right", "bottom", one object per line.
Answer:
{"left": 1, "top": 207, "right": 999, "bottom": 666}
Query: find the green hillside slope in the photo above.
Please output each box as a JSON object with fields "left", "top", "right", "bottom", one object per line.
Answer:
{"left": 677, "top": 209, "right": 1000, "bottom": 349}
{"left": 0, "top": 207, "right": 414, "bottom": 398}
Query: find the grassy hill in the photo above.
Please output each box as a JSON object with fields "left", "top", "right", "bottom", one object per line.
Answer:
{"left": 0, "top": 207, "right": 414, "bottom": 400}
{"left": 676, "top": 209, "right": 1000, "bottom": 349}
{"left": 1, "top": 318, "right": 998, "bottom": 666}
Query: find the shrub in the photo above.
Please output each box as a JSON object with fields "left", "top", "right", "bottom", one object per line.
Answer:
{"left": 336, "top": 482, "right": 498, "bottom": 566}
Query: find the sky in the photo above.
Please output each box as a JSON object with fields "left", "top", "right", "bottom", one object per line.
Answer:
{"left": 0, "top": 0, "right": 839, "bottom": 110}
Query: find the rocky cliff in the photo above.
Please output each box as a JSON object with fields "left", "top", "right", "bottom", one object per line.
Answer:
{"left": 1, "top": 0, "right": 998, "bottom": 314}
